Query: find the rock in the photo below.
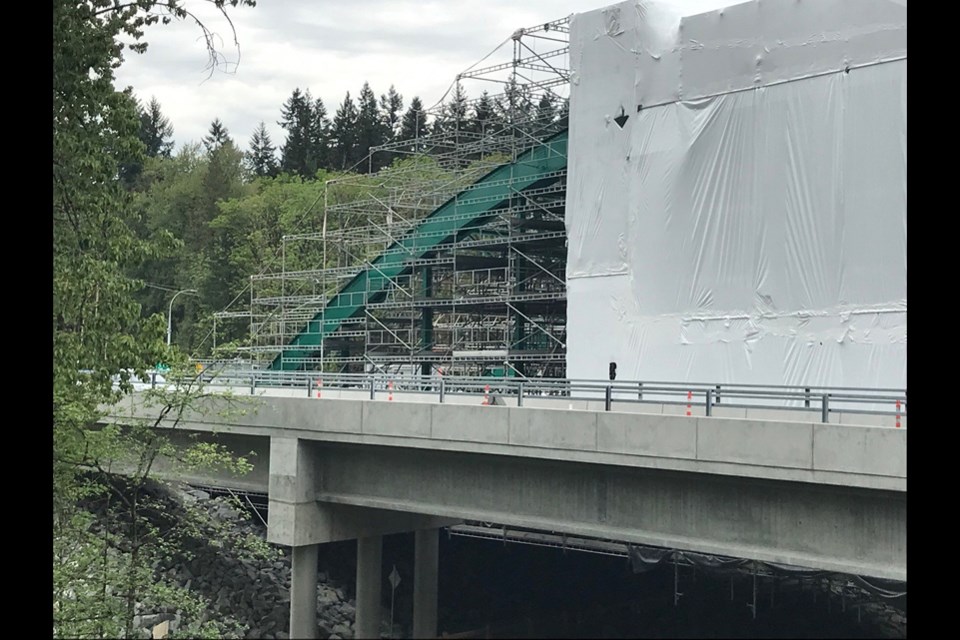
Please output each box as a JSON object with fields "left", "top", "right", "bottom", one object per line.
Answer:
{"left": 328, "top": 635, "right": 342, "bottom": 640}
{"left": 331, "top": 623, "right": 352, "bottom": 638}
{"left": 276, "top": 633, "right": 289, "bottom": 640}
{"left": 318, "top": 594, "right": 339, "bottom": 607}
{"left": 137, "top": 613, "right": 175, "bottom": 628}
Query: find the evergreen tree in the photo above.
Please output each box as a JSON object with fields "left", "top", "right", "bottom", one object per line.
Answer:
{"left": 139, "top": 96, "right": 174, "bottom": 158}
{"left": 432, "top": 82, "right": 469, "bottom": 137}
{"left": 533, "top": 92, "right": 558, "bottom": 137}
{"left": 470, "top": 90, "right": 497, "bottom": 136}
{"left": 499, "top": 77, "right": 534, "bottom": 136}
{"left": 447, "top": 82, "right": 469, "bottom": 132}
{"left": 277, "top": 87, "right": 316, "bottom": 178}
{"left": 247, "top": 121, "right": 279, "bottom": 178}
{"left": 355, "top": 81, "right": 390, "bottom": 172}
{"left": 309, "top": 95, "right": 331, "bottom": 172}
{"left": 203, "top": 117, "right": 232, "bottom": 153}
{"left": 330, "top": 91, "right": 359, "bottom": 170}
{"left": 557, "top": 96, "right": 570, "bottom": 129}
{"left": 379, "top": 85, "right": 404, "bottom": 141}
{"left": 399, "top": 96, "right": 428, "bottom": 150}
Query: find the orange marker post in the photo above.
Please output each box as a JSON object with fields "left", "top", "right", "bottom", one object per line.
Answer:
{"left": 482, "top": 384, "right": 491, "bottom": 406}
{"left": 388, "top": 380, "right": 394, "bottom": 402}
{"left": 316, "top": 379, "right": 322, "bottom": 399}
{"left": 686, "top": 391, "right": 692, "bottom": 416}
{"left": 895, "top": 399, "right": 901, "bottom": 428}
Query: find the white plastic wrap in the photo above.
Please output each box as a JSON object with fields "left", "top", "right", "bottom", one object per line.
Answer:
{"left": 565, "top": 0, "right": 906, "bottom": 389}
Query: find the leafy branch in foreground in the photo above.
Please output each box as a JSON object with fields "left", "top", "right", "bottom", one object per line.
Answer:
{"left": 54, "top": 1, "right": 259, "bottom": 637}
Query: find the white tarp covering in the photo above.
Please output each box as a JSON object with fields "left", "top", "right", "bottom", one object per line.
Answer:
{"left": 565, "top": 0, "right": 906, "bottom": 388}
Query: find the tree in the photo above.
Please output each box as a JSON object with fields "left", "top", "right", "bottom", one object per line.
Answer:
{"left": 432, "top": 81, "right": 469, "bottom": 137}
{"left": 470, "top": 90, "right": 497, "bottom": 136}
{"left": 54, "top": 1, "right": 258, "bottom": 636}
{"left": 139, "top": 96, "right": 175, "bottom": 158}
{"left": 498, "top": 76, "right": 534, "bottom": 138}
{"left": 399, "top": 96, "right": 428, "bottom": 152}
{"left": 379, "top": 85, "right": 403, "bottom": 141}
{"left": 330, "top": 91, "right": 359, "bottom": 170}
{"left": 203, "top": 117, "right": 232, "bottom": 154}
{"left": 308, "top": 95, "right": 331, "bottom": 172}
{"left": 557, "top": 96, "right": 570, "bottom": 129}
{"left": 355, "top": 81, "right": 390, "bottom": 172}
{"left": 279, "top": 87, "right": 327, "bottom": 178}
{"left": 246, "top": 121, "right": 279, "bottom": 178}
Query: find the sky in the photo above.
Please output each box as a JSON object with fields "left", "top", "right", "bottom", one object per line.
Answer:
{"left": 113, "top": 0, "right": 613, "bottom": 153}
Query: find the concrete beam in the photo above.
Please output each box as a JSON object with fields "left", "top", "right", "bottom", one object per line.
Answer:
{"left": 314, "top": 444, "right": 906, "bottom": 581}
{"left": 110, "top": 396, "right": 905, "bottom": 492}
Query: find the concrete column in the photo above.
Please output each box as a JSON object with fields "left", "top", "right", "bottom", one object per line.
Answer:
{"left": 290, "top": 544, "right": 319, "bottom": 639}
{"left": 413, "top": 528, "right": 439, "bottom": 639}
{"left": 355, "top": 535, "right": 383, "bottom": 639}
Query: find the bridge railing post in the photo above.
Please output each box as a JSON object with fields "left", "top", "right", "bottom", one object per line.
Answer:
{"left": 804, "top": 387, "right": 811, "bottom": 408}
{"left": 605, "top": 385, "right": 612, "bottom": 411}
{"left": 307, "top": 377, "right": 313, "bottom": 398}
{"left": 638, "top": 382, "right": 643, "bottom": 401}
{"left": 250, "top": 373, "right": 256, "bottom": 395}
{"left": 715, "top": 384, "right": 721, "bottom": 404}
{"left": 369, "top": 376, "right": 376, "bottom": 401}
{"left": 439, "top": 378, "right": 446, "bottom": 404}
{"left": 517, "top": 381, "right": 524, "bottom": 407}
{"left": 821, "top": 394, "right": 830, "bottom": 423}
{"left": 706, "top": 389, "right": 713, "bottom": 417}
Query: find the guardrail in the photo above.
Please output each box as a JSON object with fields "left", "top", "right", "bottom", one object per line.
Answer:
{"left": 156, "top": 367, "right": 907, "bottom": 426}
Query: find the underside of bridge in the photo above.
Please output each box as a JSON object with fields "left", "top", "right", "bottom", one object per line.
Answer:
{"left": 149, "top": 427, "right": 905, "bottom": 582}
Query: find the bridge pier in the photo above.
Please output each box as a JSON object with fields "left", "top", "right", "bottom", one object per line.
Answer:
{"left": 355, "top": 535, "right": 383, "bottom": 639}
{"left": 413, "top": 528, "right": 440, "bottom": 638}
{"left": 290, "top": 544, "right": 319, "bottom": 639}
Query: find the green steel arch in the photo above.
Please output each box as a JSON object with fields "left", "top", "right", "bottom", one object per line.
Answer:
{"left": 269, "top": 131, "right": 569, "bottom": 371}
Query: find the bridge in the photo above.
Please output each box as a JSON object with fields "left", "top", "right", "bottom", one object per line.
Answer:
{"left": 103, "top": 372, "right": 906, "bottom": 639}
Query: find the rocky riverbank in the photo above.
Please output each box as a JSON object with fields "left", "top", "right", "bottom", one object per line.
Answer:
{"left": 84, "top": 478, "right": 389, "bottom": 639}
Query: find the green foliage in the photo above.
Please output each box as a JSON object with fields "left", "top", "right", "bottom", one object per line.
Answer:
{"left": 330, "top": 91, "right": 359, "bottom": 170}
{"left": 246, "top": 121, "right": 279, "bottom": 178}
{"left": 202, "top": 117, "right": 233, "bottom": 154}
{"left": 54, "top": 2, "right": 258, "bottom": 637}
{"left": 181, "top": 442, "right": 254, "bottom": 476}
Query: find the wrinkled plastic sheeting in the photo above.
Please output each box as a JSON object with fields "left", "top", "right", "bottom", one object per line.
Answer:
{"left": 626, "top": 545, "right": 907, "bottom": 597}
{"left": 565, "top": 0, "right": 906, "bottom": 391}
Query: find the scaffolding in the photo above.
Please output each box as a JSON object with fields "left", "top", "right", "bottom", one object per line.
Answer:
{"left": 246, "top": 18, "right": 571, "bottom": 377}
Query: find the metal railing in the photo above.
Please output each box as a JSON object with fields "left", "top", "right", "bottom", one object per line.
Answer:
{"left": 170, "top": 366, "right": 906, "bottom": 425}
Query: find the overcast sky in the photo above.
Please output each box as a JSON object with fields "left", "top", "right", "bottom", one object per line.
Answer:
{"left": 112, "top": 0, "right": 605, "bottom": 152}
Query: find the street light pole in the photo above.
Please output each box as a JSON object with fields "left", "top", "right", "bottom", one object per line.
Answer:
{"left": 167, "top": 289, "right": 198, "bottom": 346}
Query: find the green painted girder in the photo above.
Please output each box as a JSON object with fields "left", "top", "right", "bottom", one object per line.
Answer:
{"left": 270, "top": 130, "right": 568, "bottom": 371}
